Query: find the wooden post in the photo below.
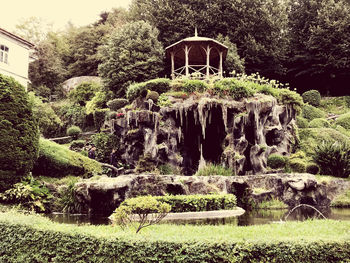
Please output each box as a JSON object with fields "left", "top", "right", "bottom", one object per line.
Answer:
{"left": 219, "top": 51, "right": 223, "bottom": 78}
{"left": 206, "top": 45, "right": 210, "bottom": 79}
{"left": 170, "top": 51, "right": 175, "bottom": 79}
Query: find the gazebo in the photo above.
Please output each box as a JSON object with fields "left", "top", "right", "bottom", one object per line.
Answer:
{"left": 165, "top": 29, "right": 228, "bottom": 79}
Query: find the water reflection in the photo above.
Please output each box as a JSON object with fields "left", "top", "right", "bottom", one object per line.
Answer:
{"left": 46, "top": 207, "right": 350, "bottom": 226}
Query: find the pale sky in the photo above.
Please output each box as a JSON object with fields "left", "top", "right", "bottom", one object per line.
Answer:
{"left": 0, "top": 0, "right": 132, "bottom": 32}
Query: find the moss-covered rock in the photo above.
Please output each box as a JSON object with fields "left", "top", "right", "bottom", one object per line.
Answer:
{"left": 0, "top": 74, "right": 39, "bottom": 191}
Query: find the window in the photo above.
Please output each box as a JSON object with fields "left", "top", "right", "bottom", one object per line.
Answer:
{"left": 0, "top": 44, "right": 9, "bottom": 64}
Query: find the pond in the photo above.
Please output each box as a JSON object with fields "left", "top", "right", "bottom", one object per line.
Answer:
{"left": 46, "top": 207, "right": 350, "bottom": 226}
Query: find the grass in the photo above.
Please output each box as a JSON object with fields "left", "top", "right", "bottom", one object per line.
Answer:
{"left": 0, "top": 210, "right": 349, "bottom": 243}
{"left": 194, "top": 163, "right": 234, "bottom": 176}
{"left": 256, "top": 198, "right": 288, "bottom": 209}
{"left": 319, "top": 97, "right": 350, "bottom": 115}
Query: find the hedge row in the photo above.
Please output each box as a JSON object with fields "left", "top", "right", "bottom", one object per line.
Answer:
{"left": 153, "top": 194, "right": 237, "bottom": 212}
{"left": 0, "top": 216, "right": 349, "bottom": 263}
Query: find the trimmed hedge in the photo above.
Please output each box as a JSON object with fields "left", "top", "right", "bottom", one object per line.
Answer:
{"left": 32, "top": 138, "right": 102, "bottom": 177}
{"left": 302, "top": 90, "right": 321, "bottom": 107}
{"left": 0, "top": 74, "right": 39, "bottom": 191}
{"left": 154, "top": 194, "right": 237, "bottom": 212}
{"left": 302, "top": 104, "right": 325, "bottom": 121}
{"left": 267, "top": 154, "right": 287, "bottom": 169}
{"left": 107, "top": 98, "right": 128, "bottom": 111}
{"left": 126, "top": 78, "right": 171, "bottom": 101}
{"left": 0, "top": 212, "right": 350, "bottom": 263}
{"left": 308, "top": 118, "right": 330, "bottom": 128}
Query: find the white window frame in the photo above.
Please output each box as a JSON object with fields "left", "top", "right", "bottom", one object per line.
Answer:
{"left": 0, "top": 44, "right": 9, "bottom": 64}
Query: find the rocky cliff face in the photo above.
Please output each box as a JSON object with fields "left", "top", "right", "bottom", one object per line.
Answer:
{"left": 113, "top": 93, "right": 297, "bottom": 175}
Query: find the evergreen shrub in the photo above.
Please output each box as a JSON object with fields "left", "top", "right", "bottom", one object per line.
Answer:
{"left": 334, "top": 112, "right": 350, "bottom": 130}
{"left": 144, "top": 78, "right": 171, "bottom": 94}
{"left": 182, "top": 79, "right": 208, "bottom": 93}
{"left": 68, "top": 82, "right": 100, "bottom": 106}
{"left": 302, "top": 104, "right": 325, "bottom": 121}
{"left": 146, "top": 90, "right": 160, "bottom": 102}
{"left": 91, "top": 133, "right": 119, "bottom": 163}
{"left": 267, "top": 154, "right": 287, "bottom": 169}
{"left": 302, "top": 90, "right": 321, "bottom": 106}
{"left": 313, "top": 141, "right": 350, "bottom": 178}
{"left": 107, "top": 99, "right": 128, "bottom": 111}
{"left": 69, "top": 140, "right": 85, "bottom": 151}
{"left": 93, "top": 109, "right": 108, "bottom": 131}
{"left": 32, "top": 139, "right": 102, "bottom": 178}
{"left": 195, "top": 164, "right": 234, "bottom": 176}
{"left": 213, "top": 78, "right": 254, "bottom": 100}
{"left": 66, "top": 125, "right": 81, "bottom": 139}
{"left": 0, "top": 74, "right": 39, "bottom": 191}
{"left": 308, "top": 118, "right": 330, "bottom": 128}
{"left": 154, "top": 194, "right": 237, "bottom": 212}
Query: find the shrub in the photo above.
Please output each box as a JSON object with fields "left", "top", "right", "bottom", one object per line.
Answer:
{"left": 313, "top": 141, "right": 350, "bottom": 178}
{"left": 157, "top": 94, "right": 172, "bottom": 107}
{"left": 69, "top": 140, "right": 85, "bottom": 151}
{"left": 59, "top": 103, "right": 89, "bottom": 129}
{"left": 66, "top": 125, "right": 81, "bottom": 140}
{"left": 296, "top": 116, "right": 308, "bottom": 128}
{"left": 107, "top": 99, "right": 128, "bottom": 111}
{"left": 194, "top": 163, "right": 234, "bottom": 176}
{"left": 302, "top": 90, "right": 321, "bottom": 107}
{"left": 306, "top": 163, "right": 320, "bottom": 175}
{"left": 302, "top": 104, "right": 325, "bottom": 121}
{"left": 289, "top": 158, "right": 306, "bottom": 173}
{"left": 126, "top": 82, "right": 147, "bottom": 101}
{"left": 267, "top": 154, "right": 287, "bottom": 169}
{"left": 213, "top": 78, "right": 254, "bottom": 100}
{"left": 32, "top": 139, "right": 102, "bottom": 178}
{"left": 146, "top": 90, "right": 160, "bottom": 102}
{"left": 144, "top": 78, "right": 171, "bottom": 94}
{"left": 276, "top": 88, "right": 304, "bottom": 113}
{"left": 110, "top": 195, "right": 171, "bottom": 233}
{"left": 308, "top": 118, "right": 330, "bottom": 128}
{"left": 57, "top": 177, "right": 81, "bottom": 213}
{"left": 182, "top": 79, "right": 208, "bottom": 93}
{"left": 0, "top": 74, "right": 39, "bottom": 191}
{"left": 155, "top": 194, "right": 237, "bottom": 212}
{"left": 0, "top": 176, "right": 52, "bottom": 212}
{"left": 91, "top": 133, "right": 119, "bottom": 163}
{"left": 93, "top": 109, "right": 108, "bottom": 131}
{"left": 68, "top": 82, "right": 100, "bottom": 106}
{"left": 334, "top": 112, "right": 350, "bottom": 130}
{"left": 86, "top": 89, "right": 113, "bottom": 114}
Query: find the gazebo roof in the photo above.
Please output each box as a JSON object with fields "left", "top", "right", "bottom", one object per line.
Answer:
{"left": 165, "top": 33, "right": 228, "bottom": 60}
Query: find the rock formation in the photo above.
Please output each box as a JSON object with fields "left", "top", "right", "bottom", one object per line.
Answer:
{"left": 74, "top": 173, "right": 350, "bottom": 215}
{"left": 113, "top": 93, "right": 297, "bottom": 175}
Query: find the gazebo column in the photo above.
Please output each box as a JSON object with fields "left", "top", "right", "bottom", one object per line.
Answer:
{"left": 219, "top": 51, "right": 223, "bottom": 78}
{"left": 206, "top": 45, "right": 211, "bottom": 79}
{"left": 170, "top": 51, "right": 175, "bottom": 79}
{"left": 185, "top": 45, "right": 190, "bottom": 77}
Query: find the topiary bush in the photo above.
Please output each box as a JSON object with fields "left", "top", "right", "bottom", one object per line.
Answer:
{"left": 107, "top": 99, "right": 128, "bottom": 111}
{"left": 144, "top": 78, "right": 171, "bottom": 94}
{"left": 32, "top": 138, "right": 102, "bottom": 178}
{"left": 313, "top": 141, "right": 350, "bottom": 178}
{"left": 289, "top": 158, "right": 306, "bottom": 173}
{"left": 308, "top": 118, "right": 330, "bottom": 128}
{"left": 302, "top": 90, "right": 321, "bottom": 107}
{"left": 267, "top": 154, "right": 287, "bottom": 169}
{"left": 306, "top": 163, "right": 320, "bottom": 175}
{"left": 0, "top": 74, "right": 39, "bottom": 191}
{"left": 302, "top": 104, "right": 325, "bottom": 121}
{"left": 334, "top": 112, "right": 350, "bottom": 130}
{"left": 66, "top": 125, "right": 81, "bottom": 140}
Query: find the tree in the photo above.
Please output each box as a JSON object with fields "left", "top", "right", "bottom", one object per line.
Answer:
{"left": 216, "top": 34, "right": 245, "bottom": 76}
{"left": 98, "top": 21, "right": 164, "bottom": 97}
{"left": 129, "top": 0, "right": 289, "bottom": 79}
{"left": 0, "top": 74, "right": 39, "bottom": 191}
{"left": 14, "top": 16, "right": 53, "bottom": 44}
{"left": 287, "top": 0, "right": 350, "bottom": 95}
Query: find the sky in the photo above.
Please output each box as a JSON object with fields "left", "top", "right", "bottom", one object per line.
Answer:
{"left": 0, "top": 0, "right": 132, "bottom": 32}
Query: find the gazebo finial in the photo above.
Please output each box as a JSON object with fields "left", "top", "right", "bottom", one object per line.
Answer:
{"left": 195, "top": 27, "right": 198, "bottom": 37}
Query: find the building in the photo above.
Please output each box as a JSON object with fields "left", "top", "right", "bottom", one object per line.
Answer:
{"left": 165, "top": 29, "right": 228, "bottom": 79}
{"left": 0, "top": 27, "right": 34, "bottom": 87}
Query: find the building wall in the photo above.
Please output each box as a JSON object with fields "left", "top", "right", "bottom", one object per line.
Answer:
{"left": 0, "top": 32, "right": 31, "bottom": 87}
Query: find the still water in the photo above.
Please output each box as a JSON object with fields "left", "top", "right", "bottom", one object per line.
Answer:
{"left": 46, "top": 207, "right": 350, "bottom": 226}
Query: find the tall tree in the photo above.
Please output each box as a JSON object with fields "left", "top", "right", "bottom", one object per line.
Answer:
{"left": 98, "top": 21, "right": 164, "bottom": 97}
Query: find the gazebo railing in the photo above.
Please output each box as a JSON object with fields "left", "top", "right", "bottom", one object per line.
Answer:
{"left": 173, "top": 65, "right": 220, "bottom": 79}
